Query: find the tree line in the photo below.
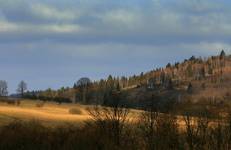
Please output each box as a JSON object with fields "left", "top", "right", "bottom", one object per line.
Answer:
{"left": 0, "top": 80, "right": 27, "bottom": 98}
{"left": 2, "top": 50, "right": 229, "bottom": 109}
{"left": 22, "top": 50, "right": 230, "bottom": 105}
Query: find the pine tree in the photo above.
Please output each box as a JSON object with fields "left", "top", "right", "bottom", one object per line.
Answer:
{"left": 116, "top": 82, "right": 121, "bottom": 91}
{"left": 166, "top": 63, "right": 171, "bottom": 68}
{"left": 220, "top": 50, "right": 226, "bottom": 59}
{"left": 189, "top": 56, "right": 196, "bottom": 61}
{"left": 187, "top": 82, "right": 193, "bottom": 94}
{"left": 167, "top": 78, "right": 174, "bottom": 90}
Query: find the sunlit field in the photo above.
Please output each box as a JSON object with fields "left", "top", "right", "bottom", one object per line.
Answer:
{"left": 0, "top": 100, "right": 142, "bottom": 127}
{"left": 0, "top": 100, "right": 89, "bottom": 126}
{"left": 1, "top": 99, "right": 230, "bottom": 150}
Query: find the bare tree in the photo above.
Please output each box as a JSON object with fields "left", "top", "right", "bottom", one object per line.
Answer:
{"left": 17, "top": 80, "right": 27, "bottom": 97}
{"left": 183, "top": 109, "right": 210, "bottom": 150}
{"left": 88, "top": 91, "right": 129, "bottom": 148}
{"left": 140, "top": 94, "right": 180, "bottom": 150}
{"left": 0, "top": 80, "right": 8, "bottom": 97}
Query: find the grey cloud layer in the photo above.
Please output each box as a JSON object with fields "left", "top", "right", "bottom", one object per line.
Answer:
{"left": 1, "top": 0, "right": 231, "bottom": 93}
{"left": 0, "top": 0, "right": 231, "bottom": 43}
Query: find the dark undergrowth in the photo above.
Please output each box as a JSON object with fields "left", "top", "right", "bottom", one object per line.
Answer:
{"left": 1, "top": 114, "right": 231, "bottom": 150}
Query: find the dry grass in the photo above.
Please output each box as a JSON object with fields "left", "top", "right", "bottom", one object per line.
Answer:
{"left": 69, "top": 107, "right": 83, "bottom": 115}
{"left": 0, "top": 100, "right": 199, "bottom": 129}
{"left": 0, "top": 100, "right": 142, "bottom": 127}
{"left": 0, "top": 100, "right": 91, "bottom": 127}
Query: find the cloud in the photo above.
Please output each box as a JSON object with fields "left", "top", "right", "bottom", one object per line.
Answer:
{"left": 0, "top": 0, "right": 230, "bottom": 41}
{"left": 1, "top": 0, "right": 231, "bottom": 93}
{"left": 98, "top": 9, "right": 141, "bottom": 29}
{"left": 0, "top": 20, "right": 17, "bottom": 32}
{"left": 31, "top": 4, "right": 77, "bottom": 22}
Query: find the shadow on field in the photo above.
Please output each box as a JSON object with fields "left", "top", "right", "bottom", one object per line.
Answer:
{"left": 1, "top": 94, "right": 231, "bottom": 150}
{"left": 1, "top": 114, "right": 231, "bottom": 150}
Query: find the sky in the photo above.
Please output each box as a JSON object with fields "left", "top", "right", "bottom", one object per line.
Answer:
{"left": 0, "top": 0, "right": 231, "bottom": 93}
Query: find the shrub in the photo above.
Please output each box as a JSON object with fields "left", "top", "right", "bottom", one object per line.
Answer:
{"left": 36, "top": 101, "right": 45, "bottom": 108}
{"left": 7, "top": 100, "right": 16, "bottom": 105}
{"left": 69, "top": 108, "right": 82, "bottom": 115}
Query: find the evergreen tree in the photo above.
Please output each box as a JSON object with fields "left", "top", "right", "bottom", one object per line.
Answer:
{"left": 189, "top": 56, "right": 196, "bottom": 61}
{"left": 166, "top": 63, "right": 171, "bottom": 68}
{"left": 73, "top": 83, "right": 77, "bottom": 89}
{"left": 75, "top": 77, "right": 91, "bottom": 103}
{"left": 107, "top": 75, "right": 114, "bottom": 90}
{"left": 220, "top": 50, "right": 226, "bottom": 59}
{"left": 187, "top": 64, "right": 193, "bottom": 77}
{"left": 167, "top": 78, "right": 174, "bottom": 90}
{"left": 187, "top": 82, "right": 193, "bottom": 94}
{"left": 116, "top": 82, "right": 121, "bottom": 91}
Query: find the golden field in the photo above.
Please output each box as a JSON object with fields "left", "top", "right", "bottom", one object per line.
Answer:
{"left": 0, "top": 100, "right": 142, "bottom": 127}
{"left": 0, "top": 100, "right": 93, "bottom": 126}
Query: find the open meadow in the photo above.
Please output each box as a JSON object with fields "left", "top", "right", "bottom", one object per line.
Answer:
{"left": 0, "top": 99, "right": 142, "bottom": 127}
{"left": 0, "top": 99, "right": 231, "bottom": 149}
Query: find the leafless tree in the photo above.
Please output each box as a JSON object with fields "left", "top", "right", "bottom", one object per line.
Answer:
{"left": 183, "top": 109, "right": 210, "bottom": 150}
{"left": 0, "top": 80, "right": 8, "bottom": 97}
{"left": 88, "top": 91, "right": 129, "bottom": 147}
{"left": 17, "top": 80, "right": 27, "bottom": 97}
{"left": 140, "top": 94, "right": 180, "bottom": 150}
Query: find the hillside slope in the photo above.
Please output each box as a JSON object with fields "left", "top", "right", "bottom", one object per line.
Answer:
{"left": 24, "top": 51, "right": 231, "bottom": 115}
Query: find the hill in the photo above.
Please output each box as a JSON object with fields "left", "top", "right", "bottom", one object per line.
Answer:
{"left": 1, "top": 51, "right": 231, "bottom": 150}
{"left": 24, "top": 50, "right": 231, "bottom": 116}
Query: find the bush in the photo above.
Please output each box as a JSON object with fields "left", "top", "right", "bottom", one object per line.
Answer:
{"left": 35, "top": 101, "right": 45, "bottom": 108}
{"left": 2, "top": 114, "right": 231, "bottom": 150}
{"left": 0, "top": 120, "right": 136, "bottom": 150}
{"left": 69, "top": 108, "right": 82, "bottom": 115}
{"left": 0, "top": 121, "right": 49, "bottom": 150}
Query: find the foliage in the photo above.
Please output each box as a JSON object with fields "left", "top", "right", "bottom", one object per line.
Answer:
{"left": 69, "top": 107, "right": 82, "bottom": 115}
